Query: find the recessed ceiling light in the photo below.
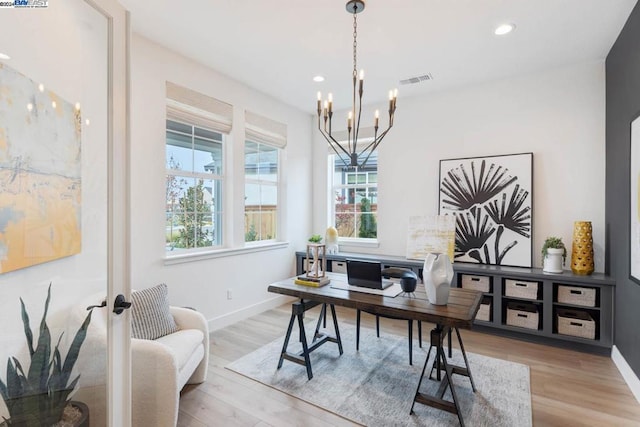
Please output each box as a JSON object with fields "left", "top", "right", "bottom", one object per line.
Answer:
{"left": 494, "top": 23, "right": 516, "bottom": 36}
{"left": 0, "top": 52, "right": 10, "bottom": 60}
{"left": 313, "top": 75, "right": 325, "bottom": 83}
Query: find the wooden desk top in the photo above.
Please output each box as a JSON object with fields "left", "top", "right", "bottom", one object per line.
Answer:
{"left": 268, "top": 273, "right": 483, "bottom": 329}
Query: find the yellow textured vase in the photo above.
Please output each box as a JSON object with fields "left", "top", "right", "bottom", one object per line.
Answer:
{"left": 571, "top": 221, "right": 594, "bottom": 275}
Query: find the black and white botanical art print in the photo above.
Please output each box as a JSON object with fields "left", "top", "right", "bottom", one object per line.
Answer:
{"left": 439, "top": 153, "right": 533, "bottom": 267}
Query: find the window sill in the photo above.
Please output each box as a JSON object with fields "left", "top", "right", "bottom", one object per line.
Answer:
{"left": 164, "top": 241, "right": 289, "bottom": 265}
{"left": 337, "top": 238, "right": 380, "bottom": 249}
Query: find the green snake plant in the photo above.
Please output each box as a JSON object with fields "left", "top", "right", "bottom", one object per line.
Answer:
{"left": 0, "top": 284, "right": 92, "bottom": 426}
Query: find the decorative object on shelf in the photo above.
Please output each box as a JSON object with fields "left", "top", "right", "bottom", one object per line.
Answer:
{"left": 315, "top": 0, "right": 397, "bottom": 170}
{"left": 406, "top": 215, "right": 455, "bottom": 261}
{"left": 422, "top": 253, "right": 453, "bottom": 305}
{"left": 630, "top": 114, "right": 640, "bottom": 284}
{"left": 541, "top": 236, "right": 567, "bottom": 273}
{"left": 0, "top": 284, "right": 93, "bottom": 426}
{"left": 439, "top": 152, "right": 533, "bottom": 267}
{"left": 0, "top": 63, "right": 82, "bottom": 274}
{"left": 306, "top": 242, "right": 326, "bottom": 279}
{"left": 325, "top": 226, "right": 339, "bottom": 254}
{"left": 570, "top": 221, "right": 594, "bottom": 275}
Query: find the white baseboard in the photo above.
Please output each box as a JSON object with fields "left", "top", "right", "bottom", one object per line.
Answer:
{"left": 208, "top": 295, "right": 294, "bottom": 332}
{"left": 612, "top": 345, "right": 640, "bottom": 403}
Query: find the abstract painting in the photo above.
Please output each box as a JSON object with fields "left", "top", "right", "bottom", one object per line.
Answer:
{"left": 439, "top": 153, "right": 533, "bottom": 267}
{"left": 406, "top": 215, "right": 455, "bottom": 261}
{"left": 631, "top": 115, "right": 640, "bottom": 284}
{"left": 0, "top": 63, "right": 81, "bottom": 274}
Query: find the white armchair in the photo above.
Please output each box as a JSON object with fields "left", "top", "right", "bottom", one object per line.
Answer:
{"left": 131, "top": 306, "right": 209, "bottom": 426}
{"left": 74, "top": 295, "right": 209, "bottom": 427}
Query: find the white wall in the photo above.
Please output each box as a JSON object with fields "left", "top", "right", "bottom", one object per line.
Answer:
{"left": 314, "top": 61, "right": 607, "bottom": 271}
{"left": 130, "top": 35, "right": 312, "bottom": 330}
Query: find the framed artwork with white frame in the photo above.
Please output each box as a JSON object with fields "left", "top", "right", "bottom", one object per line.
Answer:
{"left": 438, "top": 152, "right": 533, "bottom": 268}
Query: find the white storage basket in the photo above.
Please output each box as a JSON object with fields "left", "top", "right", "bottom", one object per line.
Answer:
{"left": 506, "top": 302, "right": 539, "bottom": 330}
{"left": 461, "top": 274, "right": 490, "bottom": 292}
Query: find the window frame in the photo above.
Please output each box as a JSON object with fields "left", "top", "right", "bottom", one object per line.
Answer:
{"left": 165, "top": 118, "right": 226, "bottom": 254}
{"left": 244, "top": 139, "right": 281, "bottom": 244}
{"left": 328, "top": 148, "right": 379, "bottom": 243}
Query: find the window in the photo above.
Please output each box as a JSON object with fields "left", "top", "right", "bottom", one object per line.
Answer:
{"left": 166, "top": 119, "right": 224, "bottom": 252}
{"left": 244, "top": 141, "right": 279, "bottom": 242}
{"left": 331, "top": 151, "right": 378, "bottom": 239}
{"left": 165, "top": 82, "right": 232, "bottom": 255}
{"left": 243, "top": 110, "right": 287, "bottom": 243}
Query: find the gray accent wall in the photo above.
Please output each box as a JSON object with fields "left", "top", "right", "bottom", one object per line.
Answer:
{"left": 606, "top": 0, "right": 640, "bottom": 376}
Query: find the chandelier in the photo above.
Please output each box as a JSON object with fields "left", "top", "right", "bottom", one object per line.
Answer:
{"left": 316, "top": 0, "right": 397, "bottom": 170}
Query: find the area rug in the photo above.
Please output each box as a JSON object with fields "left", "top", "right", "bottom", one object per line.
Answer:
{"left": 227, "top": 326, "right": 532, "bottom": 427}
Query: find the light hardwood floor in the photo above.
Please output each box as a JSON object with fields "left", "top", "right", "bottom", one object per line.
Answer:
{"left": 178, "top": 304, "right": 640, "bottom": 426}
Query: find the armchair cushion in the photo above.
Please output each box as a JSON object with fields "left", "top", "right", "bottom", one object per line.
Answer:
{"left": 131, "top": 284, "right": 179, "bottom": 340}
{"left": 155, "top": 329, "right": 204, "bottom": 371}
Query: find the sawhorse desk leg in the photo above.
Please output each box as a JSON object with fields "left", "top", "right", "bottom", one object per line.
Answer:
{"left": 277, "top": 300, "right": 343, "bottom": 380}
{"left": 410, "top": 325, "right": 476, "bottom": 426}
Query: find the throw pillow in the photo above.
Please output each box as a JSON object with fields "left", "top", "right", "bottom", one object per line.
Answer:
{"left": 131, "top": 283, "right": 179, "bottom": 340}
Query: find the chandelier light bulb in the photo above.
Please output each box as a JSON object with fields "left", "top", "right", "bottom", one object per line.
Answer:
{"left": 317, "top": 91, "right": 322, "bottom": 101}
{"left": 359, "top": 69, "right": 364, "bottom": 80}
{"left": 38, "top": 83, "right": 44, "bottom": 92}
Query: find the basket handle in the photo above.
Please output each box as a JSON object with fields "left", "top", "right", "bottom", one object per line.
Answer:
{"left": 570, "top": 321, "right": 583, "bottom": 327}
{"left": 570, "top": 290, "right": 583, "bottom": 295}
{"left": 517, "top": 313, "right": 528, "bottom": 318}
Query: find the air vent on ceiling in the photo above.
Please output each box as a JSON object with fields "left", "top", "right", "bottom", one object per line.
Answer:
{"left": 399, "top": 73, "right": 433, "bottom": 85}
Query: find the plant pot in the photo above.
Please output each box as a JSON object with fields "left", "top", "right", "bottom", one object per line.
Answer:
{"left": 543, "top": 248, "right": 564, "bottom": 273}
{"left": 0, "top": 401, "right": 89, "bottom": 427}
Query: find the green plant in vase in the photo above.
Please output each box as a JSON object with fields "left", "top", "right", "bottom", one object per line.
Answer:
{"left": 0, "top": 284, "right": 92, "bottom": 426}
{"left": 541, "top": 236, "right": 567, "bottom": 273}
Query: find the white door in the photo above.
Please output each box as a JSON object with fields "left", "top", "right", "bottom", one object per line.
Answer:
{"left": 0, "top": 1, "right": 130, "bottom": 426}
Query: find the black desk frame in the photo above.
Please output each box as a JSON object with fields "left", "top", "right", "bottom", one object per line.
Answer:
{"left": 277, "top": 300, "right": 343, "bottom": 380}
{"left": 411, "top": 325, "right": 476, "bottom": 426}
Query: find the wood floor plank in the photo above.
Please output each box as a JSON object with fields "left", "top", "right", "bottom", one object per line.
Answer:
{"left": 177, "top": 304, "right": 640, "bottom": 426}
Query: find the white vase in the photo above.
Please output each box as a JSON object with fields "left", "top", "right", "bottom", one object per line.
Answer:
{"left": 423, "top": 253, "right": 453, "bottom": 305}
{"left": 543, "top": 248, "right": 564, "bottom": 273}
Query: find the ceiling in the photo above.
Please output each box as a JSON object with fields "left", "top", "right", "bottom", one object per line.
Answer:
{"left": 119, "top": 0, "right": 637, "bottom": 114}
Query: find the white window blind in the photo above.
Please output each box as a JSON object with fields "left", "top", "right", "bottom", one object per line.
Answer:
{"left": 166, "top": 82, "right": 233, "bottom": 133}
{"left": 245, "top": 110, "right": 287, "bottom": 149}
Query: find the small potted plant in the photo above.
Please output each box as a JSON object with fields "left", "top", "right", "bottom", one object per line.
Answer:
{"left": 308, "top": 234, "right": 323, "bottom": 244}
{"left": 541, "top": 236, "right": 567, "bottom": 273}
{"left": 0, "top": 284, "right": 93, "bottom": 426}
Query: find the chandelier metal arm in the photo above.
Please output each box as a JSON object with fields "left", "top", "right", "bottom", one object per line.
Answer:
{"left": 318, "top": 116, "right": 353, "bottom": 167}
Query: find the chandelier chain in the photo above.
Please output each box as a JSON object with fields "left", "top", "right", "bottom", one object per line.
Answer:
{"left": 352, "top": 11, "right": 358, "bottom": 77}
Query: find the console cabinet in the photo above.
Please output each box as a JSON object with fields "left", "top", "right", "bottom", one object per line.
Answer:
{"left": 295, "top": 251, "right": 615, "bottom": 351}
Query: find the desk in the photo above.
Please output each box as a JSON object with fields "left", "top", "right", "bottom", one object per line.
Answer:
{"left": 268, "top": 273, "right": 483, "bottom": 426}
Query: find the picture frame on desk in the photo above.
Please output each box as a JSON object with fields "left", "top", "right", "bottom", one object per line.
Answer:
{"left": 630, "top": 113, "right": 640, "bottom": 285}
{"left": 438, "top": 152, "right": 533, "bottom": 268}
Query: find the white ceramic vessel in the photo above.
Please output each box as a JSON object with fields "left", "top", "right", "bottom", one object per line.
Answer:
{"left": 423, "top": 253, "right": 453, "bottom": 305}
